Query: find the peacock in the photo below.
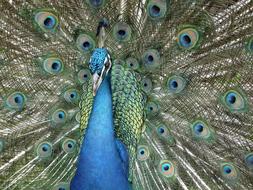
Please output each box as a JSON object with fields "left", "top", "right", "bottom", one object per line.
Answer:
{"left": 0, "top": 0, "right": 253, "bottom": 189}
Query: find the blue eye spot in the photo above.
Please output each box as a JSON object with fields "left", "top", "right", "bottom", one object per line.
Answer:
{"left": 151, "top": 5, "right": 160, "bottom": 16}
{"left": 163, "top": 164, "right": 170, "bottom": 171}
{"left": 147, "top": 55, "right": 154, "bottom": 63}
{"left": 82, "top": 41, "right": 90, "bottom": 50}
{"left": 118, "top": 29, "right": 126, "bottom": 36}
{"left": 180, "top": 34, "right": 192, "bottom": 48}
{"left": 59, "top": 188, "right": 65, "bottom": 190}
{"left": 226, "top": 92, "right": 236, "bottom": 105}
{"left": 58, "top": 112, "right": 65, "bottom": 119}
{"left": 70, "top": 93, "right": 75, "bottom": 99}
{"left": 68, "top": 143, "right": 73, "bottom": 148}
{"left": 89, "top": 0, "right": 103, "bottom": 7}
{"left": 194, "top": 124, "right": 203, "bottom": 133}
{"left": 14, "top": 96, "right": 22, "bottom": 104}
{"left": 140, "top": 150, "right": 145, "bottom": 155}
{"left": 42, "top": 146, "right": 48, "bottom": 152}
{"left": 159, "top": 128, "right": 165, "bottom": 134}
{"left": 43, "top": 16, "right": 55, "bottom": 29}
{"left": 223, "top": 165, "right": 232, "bottom": 174}
{"left": 52, "top": 62, "right": 60, "bottom": 70}
{"left": 170, "top": 80, "right": 178, "bottom": 89}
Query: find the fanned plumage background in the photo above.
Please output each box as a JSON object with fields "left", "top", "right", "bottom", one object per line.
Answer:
{"left": 0, "top": 0, "right": 253, "bottom": 189}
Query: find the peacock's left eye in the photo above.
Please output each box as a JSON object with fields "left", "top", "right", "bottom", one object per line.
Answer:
{"left": 137, "top": 145, "right": 150, "bottom": 161}
{"left": 53, "top": 182, "right": 70, "bottom": 190}
{"left": 221, "top": 163, "right": 238, "bottom": 181}
{"left": 52, "top": 109, "right": 67, "bottom": 124}
{"left": 141, "top": 78, "right": 153, "bottom": 93}
{"left": 64, "top": 89, "right": 80, "bottom": 104}
{"left": 159, "top": 160, "right": 175, "bottom": 178}
{"left": 146, "top": 101, "right": 159, "bottom": 116}
{"left": 43, "top": 58, "right": 63, "bottom": 74}
{"left": 77, "top": 69, "right": 91, "bottom": 83}
{"left": 113, "top": 22, "right": 132, "bottom": 42}
{"left": 166, "top": 75, "right": 187, "bottom": 94}
{"left": 76, "top": 34, "right": 95, "bottom": 53}
{"left": 223, "top": 90, "right": 247, "bottom": 112}
{"left": 177, "top": 28, "right": 200, "bottom": 50}
{"left": 5, "top": 92, "right": 26, "bottom": 110}
{"left": 142, "top": 49, "right": 161, "bottom": 70}
{"left": 147, "top": 0, "right": 167, "bottom": 20}
{"left": 62, "top": 138, "right": 77, "bottom": 154}
{"left": 245, "top": 153, "right": 253, "bottom": 169}
{"left": 126, "top": 57, "right": 139, "bottom": 70}
{"left": 34, "top": 11, "right": 59, "bottom": 31}
{"left": 36, "top": 142, "right": 53, "bottom": 159}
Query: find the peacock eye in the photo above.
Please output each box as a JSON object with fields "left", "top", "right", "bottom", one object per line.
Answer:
{"left": 177, "top": 28, "right": 200, "bottom": 50}
{"left": 125, "top": 57, "right": 139, "bottom": 70}
{"left": 76, "top": 34, "right": 95, "bottom": 53}
{"left": 159, "top": 160, "right": 175, "bottom": 178}
{"left": 53, "top": 182, "right": 70, "bottom": 190}
{"left": 191, "top": 120, "right": 211, "bottom": 140}
{"left": 146, "top": 101, "right": 159, "bottom": 116}
{"left": 223, "top": 90, "right": 247, "bottom": 112}
{"left": 137, "top": 145, "right": 150, "bottom": 161}
{"left": 64, "top": 89, "right": 80, "bottom": 104}
{"left": 77, "top": 69, "right": 91, "bottom": 83}
{"left": 62, "top": 138, "right": 77, "bottom": 154}
{"left": 221, "top": 163, "right": 238, "bottom": 181}
{"left": 166, "top": 75, "right": 187, "bottom": 94}
{"left": 5, "top": 92, "right": 26, "bottom": 110}
{"left": 245, "top": 153, "right": 253, "bottom": 169}
{"left": 43, "top": 58, "right": 63, "bottom": 74}
{"left": 36, "top": 142, "right": 53, "bottom": 158}
{"left": 34, "top": 11, "right": 59, "bottom": 32}
{"left": 141, "top": 78, "right": 153, "bottom": 93}
{"left": 142, "top": 49, "right": 161, "bottom": 70}
{"left": 113, "top": 22, "right": 132, "bottom": 42}
{"left": 52, "top": 109, "right": 67, "bottom": 124}
{"left": 86, "top": 0, "right": 105, "bottom": 8}
{"left": 147, "top": 0, "right": 167, "bottom": 20}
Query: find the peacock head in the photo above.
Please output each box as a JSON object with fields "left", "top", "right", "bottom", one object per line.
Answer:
{"left": 89, "top": 48, "right": 112, "bottom": 96}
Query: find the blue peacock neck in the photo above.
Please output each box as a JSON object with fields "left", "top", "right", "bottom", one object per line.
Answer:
{"left": 71, "top": 75, "right": 131, "bottom": 190}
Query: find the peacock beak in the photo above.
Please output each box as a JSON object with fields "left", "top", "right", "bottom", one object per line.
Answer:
{"left": 92, "top": 59, "right": 112, "bottom": 96}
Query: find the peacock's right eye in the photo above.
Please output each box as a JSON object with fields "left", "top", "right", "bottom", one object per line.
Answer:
{"left": 5, "top": 92, "right": 26, "bottom": 110}
{"left": 43, "top": 57, "right": 63, "bottom": 75}
{"left": 35, "top": 11, "right": 59, "bottom": 31}
{"left": 141, "top": 78, "right": 153, "bottom": 93}
{"left": 137, "top": 145, "right": 150, "bottom": 161}
{"left": 177, "top": 28, "right": 200, "bottom": 50}
{"left": 36, "top": 142, "right": 53, "bottom": 158}
{"left": 166, "top": 75, "right": 187, "bottom": 94}
{"left": 77, "top": 69, "right": 91, "bottom": 83}
{"left": 159, "top": 160, "right": 175, "bottom": 178}
{"left": 76, "top": 34, "right": 95, "bottom": 53}
{"left": 52, "top": 109, "right": 67, "bottom": 124}
{"left": 147, "top": 0, "right": 167, "bottom": 20}
{"left": 113, "top": 22, "right": 132, "bottom": 42}
{"left": 62, "top": 138, "right": 77, "bottom": 154}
